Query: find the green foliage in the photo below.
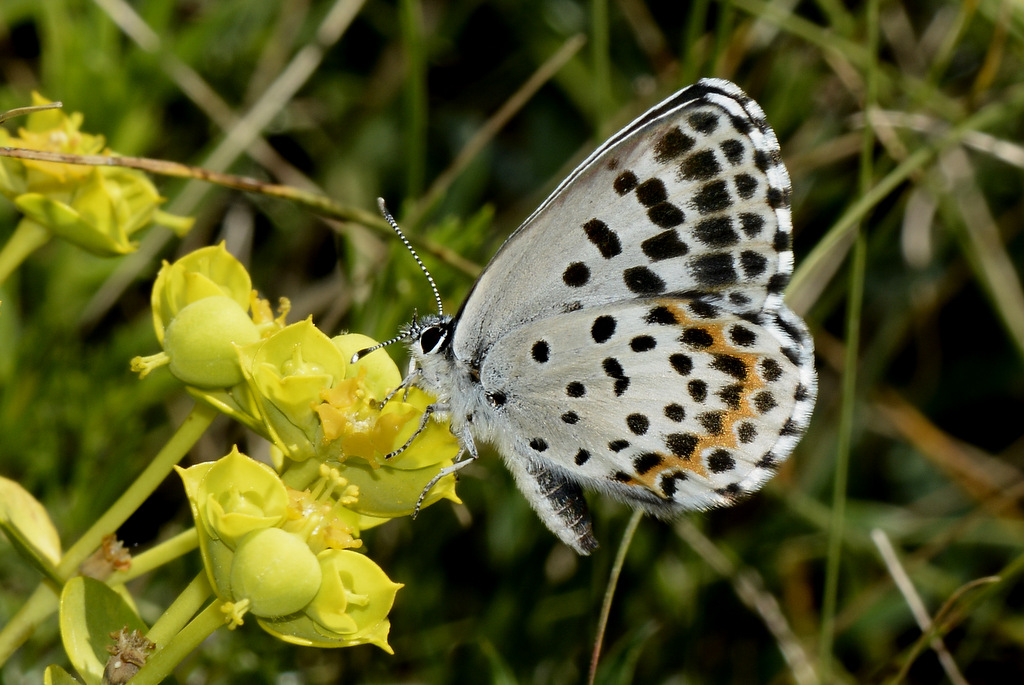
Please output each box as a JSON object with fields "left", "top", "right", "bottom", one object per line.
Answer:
{"left": 3, "top": 0, "right": 1024, "bottom": 682}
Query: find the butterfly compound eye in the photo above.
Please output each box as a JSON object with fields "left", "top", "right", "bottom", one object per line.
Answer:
{"left": 419, "top": 326, "right": 447, "bottom": 354}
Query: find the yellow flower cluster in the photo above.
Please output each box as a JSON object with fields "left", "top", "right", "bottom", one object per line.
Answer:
{"left": 133, "top": 245, "right": 461, "bottom": 651}
{"left": 0, "top": 93, "right": 191, "bottom": 255}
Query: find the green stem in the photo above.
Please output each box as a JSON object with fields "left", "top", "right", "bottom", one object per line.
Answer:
{"left": 587, "top": 509, "right": 643, "bottom": 685}
{"left": 147, "top": 571, "right": 214, "bottom": 648}
{"left": 134, "top": 591, "right": 224, "bottom": 685}
{"left": 0, "top": 402, "right": 216, "bottom": 666}
{"left": 56, "top": 402, "right": 217, "bottom": 578}
{"left": 0, "top": 218, "right": 50, "bottom": 289}
{"left": 0, "top": 584, "right": 59, "bottom": 665}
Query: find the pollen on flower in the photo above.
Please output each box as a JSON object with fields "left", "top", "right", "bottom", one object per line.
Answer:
{"left": 249, "top": 291, "right": 290, "bottom": 336}
{"left": 316, "top": 367, "right": 426, "bottom": 469}
{"left": 283, "top": 471, "right": 362, "bottom": 553}
{"left": 221, "top": 599, "right": 251, "bottom": 629}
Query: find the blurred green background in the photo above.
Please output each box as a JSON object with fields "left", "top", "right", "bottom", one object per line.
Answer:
{"left": 2, "top": 0, "right": 1024, "bottom": 682}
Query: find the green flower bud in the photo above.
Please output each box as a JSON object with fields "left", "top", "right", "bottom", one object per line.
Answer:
{"left": 164, "top": 295, "right": 260, "bottom": 388}
{"left": 230, "top": 528, "right": 322, "bottom": 617}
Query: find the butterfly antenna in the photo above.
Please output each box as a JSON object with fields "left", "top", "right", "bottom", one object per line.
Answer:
{"left": 377, "top": 198, "right": 445, "bottom": 316}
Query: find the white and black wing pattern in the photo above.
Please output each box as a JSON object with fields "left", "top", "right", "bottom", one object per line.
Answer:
{"left": 450, "top": 78, "right": 795, "bottom": 364}
{"left": 405, "top": 79, "right": 815, "bottom": 554}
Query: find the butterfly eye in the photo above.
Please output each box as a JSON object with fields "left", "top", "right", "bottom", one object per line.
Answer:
{"left": 419, "top": 325, "right": 447, "bottom": 354}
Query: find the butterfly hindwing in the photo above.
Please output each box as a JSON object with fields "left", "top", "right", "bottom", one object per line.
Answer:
{"left": 478, "top": 298, "right": 814, "bottom": 514}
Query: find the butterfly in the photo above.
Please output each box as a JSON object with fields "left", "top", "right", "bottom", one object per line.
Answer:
{"left": 369, "top": 78, "right": 816, "bottom": 555}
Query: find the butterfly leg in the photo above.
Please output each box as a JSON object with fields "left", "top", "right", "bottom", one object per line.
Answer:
{"left": 412, "top": 423, "right": 479, "bottom": 517}
{"left": 383, "top": 396, "right": 436, "bottom": 460}
{"left": 502, "top": 456, "right": 598, "bottom": 555}
{"left": 379, "top": 368, "right": 421, "bottom": 408}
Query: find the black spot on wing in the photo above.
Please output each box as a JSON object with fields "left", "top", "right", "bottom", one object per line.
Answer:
{"left": 563, "top": 262, "right": 590, "bottom": 287}
{"left": 717, "top": 383, "right": 743, "bottom": 410}
{"left": 654, "top": 127, "right": 695, "bottom": 162}
{"left": 734, "top": 173, "right": 758, "bottom": 200}
{"left": 740, "top": 250, "right": 768, "bottom": 278}
{"left": 688, "top": 111, "right": 719, "bottom": 134}
{"left": 688, "top": 299, "right": 719, "bottom": 318}
{"left": 698, "top": 411, "right": 725, "bottom": 435}
{"left": 667, "top": 433, "right": 699, "bottom": 459}
{"left": 720, "top": 139, "right": 745, "bottom": 164}
{"left": 633, "top": 452, "right": 663, "bottom": 475}
{"left": 531, "top": 340, "right": 549, "bottom": 363}
{"left": 603, "top": 357, "right": 630, "bottom": 396}
{"left": 670, "top": 353, "right": 693, "bottom": 375}
{"left": 691, "top": 253, "right": 738, "bottom": 287}
{"left": 641, "top": 230, "right": 688, "bottom": 261}
{"left": 739, "top": 212, "right": 765, "bottom": 238}
{"left": 688, "top": 379, "right": 707, "bottom": 402}
{"left": 645, "top": 305, "right": 678, "bottom": 325}
{"left": 694, "top": 217, "right": 738, "bottom": 248}
{"left": 680, "top": 328, "right": 713, "bottom": 348}
{"left": 636, "top": 178, "right": 667, "bottom": 206}
{"left": 614, "top": 171, "right": 638, "bottom": 195}
{"left": 584, "top": 219, "right": 622, "bottom": 258}
{"left": 679, "top": 149, "right": 721, "bottom": 181}
{"left": 760, "top": 358, "right": 783, "bottom": 381}
{"left": 711, "top": 354, "right": 748, "bottom": 380}
{"left": 708, "top": 449, "right": 735, "bottom": 473}
{"left": 738, "top": 422, "right": 756, "bottom": 443}
{"left": 692, "top": 180, "right": 732, "bottom": 214}
{"left": 647, "top": 202, "right": 685, "bottom": 228}
{"left": 627, "top": 413, "right": 649, "bottom": 435}
{"left": 591, "top": 315, "right": 616, "bottom": 343}
{"left": 630, "top": 335, "right": 656, "bottom": 352}
{"left": 623, "top": 266, "right": 666, "bottom": 294}
{"left": 729, "top": 325, "right": 757, "bottom": 347}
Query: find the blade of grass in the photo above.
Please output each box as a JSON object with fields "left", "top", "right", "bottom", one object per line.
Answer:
{"left": 399, "top": 0, "right": 427, "bottom": 199}
{"left": 819, "top": 1, "right": 877, "bottom": 678}
{"left": 587, "top": 509, "right": 642, "bottom": 685}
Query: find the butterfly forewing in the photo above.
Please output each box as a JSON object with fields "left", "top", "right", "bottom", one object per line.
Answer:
{"left": 451, "top": 79, "right": 794, "bottom": 363}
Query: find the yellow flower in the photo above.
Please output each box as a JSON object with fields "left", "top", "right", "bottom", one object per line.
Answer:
{"left": 176, "top": 447, "right": 401, "bottom": 651}
{"left": 237, "top": 319, "right": 346, "bottom": 463}
{"left": 0, "top": 93, "right": 192, "bottom": 255}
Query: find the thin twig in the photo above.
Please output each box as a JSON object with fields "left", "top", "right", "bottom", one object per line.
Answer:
{"left": 870, "top": 529, "right": 969, "bottom": 685}
{"left": 0, "top": 102, "right": 63, "bottom": 125}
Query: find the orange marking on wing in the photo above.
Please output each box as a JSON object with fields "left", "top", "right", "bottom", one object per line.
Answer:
{"left": 633, "top": 300, "right": 769, "bottom": 491}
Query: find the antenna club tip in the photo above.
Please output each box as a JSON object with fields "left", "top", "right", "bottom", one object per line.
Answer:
{"left": 350, "top": 352, "right": 361, "bottom": 364}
